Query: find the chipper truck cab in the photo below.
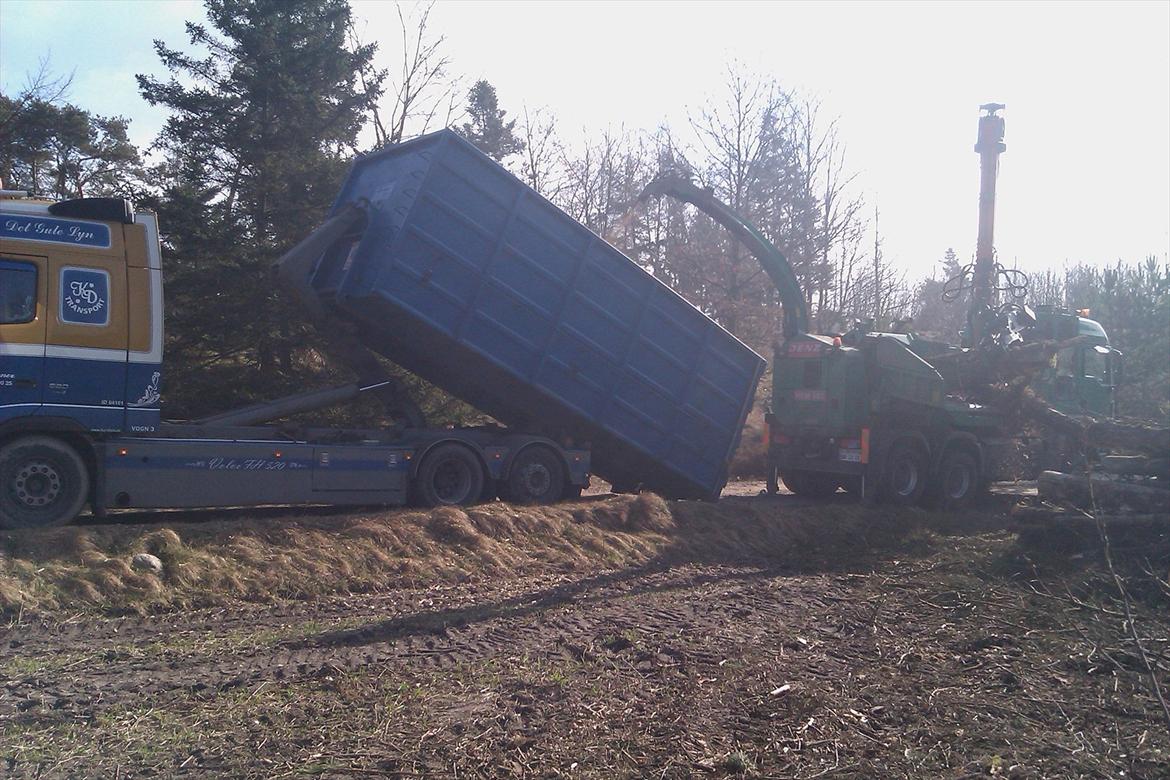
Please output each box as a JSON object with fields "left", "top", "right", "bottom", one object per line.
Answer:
{"left": 0, "top": 130, "right": 766, "bottom": 529}
{"left": 637, "top": 105, "right": 1120, "bottom": 508}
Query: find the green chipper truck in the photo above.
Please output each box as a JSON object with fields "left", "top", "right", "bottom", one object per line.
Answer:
{"left": 639, "top": 105, "right": 1122, "bottom": 507}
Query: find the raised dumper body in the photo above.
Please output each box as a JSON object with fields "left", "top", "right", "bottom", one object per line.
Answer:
{"left": 307, "top": 130, "right": 765, "bottom": 500}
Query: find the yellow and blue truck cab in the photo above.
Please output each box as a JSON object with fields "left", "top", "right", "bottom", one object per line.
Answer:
{"left": 1, "top": 194, "right": 163, "bottom": 434}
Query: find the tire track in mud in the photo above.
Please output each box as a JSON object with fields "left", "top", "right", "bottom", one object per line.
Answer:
{"left": 1, "top": 571, "right": 573, "bottom": 651}
{"left": 2, "top": 564, "right": 857, "bottom": 717}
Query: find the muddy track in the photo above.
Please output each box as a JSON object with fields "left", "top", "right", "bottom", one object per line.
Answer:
{"left": 3, "top": 563, "right": 867, "bottom": 718}
{"left": 6, "top": 529, "right": 1168, "bottom": 780}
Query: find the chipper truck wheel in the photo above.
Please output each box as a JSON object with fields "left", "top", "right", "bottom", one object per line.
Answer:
{"left": 500, "top": 446, "right": 566, "bottom": 505}
{"left": 0, "top": 436, "right": 90, "bottom": 530}
{"left": 779, "top": 469, "right": 840, "bottom": 498}
{"left": 927, "top": 450, "right": 981, "bottom": 510}
{"left": 879, "top": 442, "right": 928, "bottom": 506}
{"left": 414, "top": 444, "right": 486, "bottom": 508}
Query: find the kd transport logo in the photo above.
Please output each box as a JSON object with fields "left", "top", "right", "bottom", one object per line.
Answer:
{"left": 60, "top": 269, "right": 109, "bottom": 325}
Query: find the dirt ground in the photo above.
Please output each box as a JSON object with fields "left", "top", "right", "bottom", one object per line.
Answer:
{"left": 2, "top": 489, "right": 1168, "bottom": 778}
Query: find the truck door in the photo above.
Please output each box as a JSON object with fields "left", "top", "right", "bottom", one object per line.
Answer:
{"left": 41, "top": 254, "right": 129, "bottom": 432}
{"left": 0, "top": 254, "right": 47, "bottom": 419}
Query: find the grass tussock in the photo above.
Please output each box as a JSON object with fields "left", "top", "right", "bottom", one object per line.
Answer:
{"left": 0, "top": 494, "right": 930, "bottom": 619}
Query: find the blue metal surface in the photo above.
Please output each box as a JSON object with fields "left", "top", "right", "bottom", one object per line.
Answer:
{"left": 316, "top": 129, "right": 765, "bottom": 499}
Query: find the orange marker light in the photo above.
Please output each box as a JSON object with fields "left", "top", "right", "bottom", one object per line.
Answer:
{"left": 118, "top": 447, "right": 129, "bottom": 457}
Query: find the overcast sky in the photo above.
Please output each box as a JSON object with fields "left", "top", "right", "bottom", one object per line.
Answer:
{"left": 2, "top": 0, "right": 1167, "bottom": 280}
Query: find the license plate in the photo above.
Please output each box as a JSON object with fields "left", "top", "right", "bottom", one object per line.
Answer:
{"left": 838, "top": 449, "right": 862, "bottom": 462}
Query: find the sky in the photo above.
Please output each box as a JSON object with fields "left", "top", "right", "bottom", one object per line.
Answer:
{"left": 2, "top": 0, "right": 1167, "bottom": 281}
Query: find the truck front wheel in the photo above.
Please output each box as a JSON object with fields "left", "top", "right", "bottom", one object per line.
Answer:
{"left": 879, "top": 443, "right": 927, "bottom": 506}
{"left": 0, "top": 436, "right": 90, "bottom": 530}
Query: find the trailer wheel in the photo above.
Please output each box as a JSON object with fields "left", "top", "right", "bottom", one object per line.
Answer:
{"left": 880, "top": 442, "right": 927, "bottom": 506}
{"left": 930, "top": 450, "right": 980, "bottom": 509}
{"left": 779, "top": 469, "right": 840, "bottom": 498}
{"left": 0, "top": 436, "right": 90, "bottom": 530}
{"left": 501, "top": 446, "right": 566, "bottom": 505}
{"left": 414, "top": 444, "right": 485, "bottom": 507}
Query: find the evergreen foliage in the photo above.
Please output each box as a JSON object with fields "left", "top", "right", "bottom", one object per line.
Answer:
{"left": 459, "top": 80, "right": 523, "bottom": 162}
{"left": 136, "top": 0, "right": 383, "bottom": 417}
{"left": 0, "top": 95, "right": 140, "bottom": 198}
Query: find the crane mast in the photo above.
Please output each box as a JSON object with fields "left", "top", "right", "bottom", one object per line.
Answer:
{"left": 970, "top": 103, "right": 1007, "bottom": 345}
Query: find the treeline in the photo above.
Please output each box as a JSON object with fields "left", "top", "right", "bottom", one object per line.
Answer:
{"left": 1, "top": 0, "right": 1165, "bottom": 424}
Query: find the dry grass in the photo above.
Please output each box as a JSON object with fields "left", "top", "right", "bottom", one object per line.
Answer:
{"left": 0, "top": 494, "right": 916, "bottom": 620}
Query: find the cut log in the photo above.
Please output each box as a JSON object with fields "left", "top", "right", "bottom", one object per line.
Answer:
{"left": 1037, "top": 470, "right": 1170, "bottom": 514}
{"left": 1100, "top": 455, "right": 1170, "bottom": 479}
{"left": 1012, "top": 504, "right": 1169, "bottom": 529}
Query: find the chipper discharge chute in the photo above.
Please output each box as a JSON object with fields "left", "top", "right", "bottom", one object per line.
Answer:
{"left": 281, "top": 129, "right": 765, "bottom": 500}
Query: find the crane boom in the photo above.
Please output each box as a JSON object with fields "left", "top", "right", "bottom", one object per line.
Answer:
{"left": 636, "top": 174, "right": 810, "bottom": 337}
{"left": 971, "top": 103, "right": 1006, "bottom": 345}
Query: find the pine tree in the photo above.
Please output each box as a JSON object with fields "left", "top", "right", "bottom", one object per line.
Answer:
{"left": 0, "top": 95, "right": 140, "bottom": 198}
{"left": 459, "top": 80, "right": 523, "bottom": 162}
{"left": 137, "top": 0, "right": 383, "bottom": 416}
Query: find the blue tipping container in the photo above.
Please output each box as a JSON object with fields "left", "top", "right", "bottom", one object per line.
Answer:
{"left": 312, "top": 129, "right": 765, "bottom": 499}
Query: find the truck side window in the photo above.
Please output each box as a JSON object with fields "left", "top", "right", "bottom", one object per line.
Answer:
{"left": 0, "top": 260, "right": 37, "bottom": 324}
{"left": 1083, "top": 346, "right": 1108, "bottom": 380}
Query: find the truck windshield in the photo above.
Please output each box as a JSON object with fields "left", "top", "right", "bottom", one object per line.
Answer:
{"left": 0, "top": 260, "right": 37, "bottom": 324}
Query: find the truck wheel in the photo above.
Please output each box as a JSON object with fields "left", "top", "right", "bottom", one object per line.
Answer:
{"left": 0, "top": 436, "right": 90, "bottom": 530}
{"left": 414, "top": 444, "right": 485, "bottom": 507}
{"left": 931, "top": 450, "right": 980, "bottom": 509}
{"left": 502, "top": 446, "right": 566, "bottom": 505}
{"left": 779, "top": 469, "right": 840, "bottom": 498}
{"left": 880, "top": 443, "right": 927, "bottom": 506}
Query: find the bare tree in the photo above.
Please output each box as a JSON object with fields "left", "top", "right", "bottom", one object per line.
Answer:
{"left": 514, "top": 105, "right": 562, "bottom": 198}
{"left": 349, "top": 1, "right": 461, "bottom": 148}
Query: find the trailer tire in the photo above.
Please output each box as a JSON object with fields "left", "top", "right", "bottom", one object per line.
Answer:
{"left": 780, "top": 469, "right": 840, "bottom": 498}
{"left": 0, "top": 436, "right": 90, "bottom": 530}
{"left": 929, "top": 450, "right": 980, "bottom": 509}
{"left": 501, "top": 446, "right": 566, "bottom": 505}
{"left": 879, "top": 442, "right": 927, "bottom": 506}
{"left": 414, "top": 444, "right": 486, "bottom": 508}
